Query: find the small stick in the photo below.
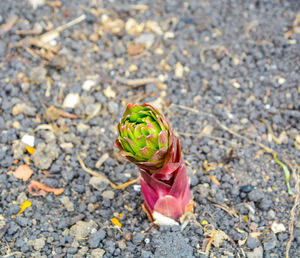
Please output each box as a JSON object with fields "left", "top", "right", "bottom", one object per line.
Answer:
{"left": 171, "top": 103, "right": 276, "bottom": 154}
{"left": 95, "top": 153, "right": 109, "bottom": 169}
{"left": 115, "top": 76, "right": 161, "bottom": 87}
{"left": 129, "top": 4, "right": 149, "bottom": 11}
{"left": 39, "top": 14, "right": 86, "bottom": 43}
{"left": 286, "top": 165, "right": 300, "bottom": 258}
{"left": 213, "top": 203, "right": 239, "bottom": 218}
{"left": 261, "top": 118, "right": 282, "bottom": 144}
{"left": 77, "top": 155, "right": 140, "bottom": 190}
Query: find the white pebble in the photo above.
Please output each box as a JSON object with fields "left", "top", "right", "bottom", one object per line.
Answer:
{"left": 133, "top": 185, "right": 141, "bottom": 191}
{"left": 62, "top": 93, "right": 80, "bottom": 109}
{"left": 21, "top": 135, "right": 35, "bottom": 147}
{"left": 277, "top": 77, "right": 286, "bottom": 85}
{"left": 82, "top": 80, "right": 96, "bottom": 91}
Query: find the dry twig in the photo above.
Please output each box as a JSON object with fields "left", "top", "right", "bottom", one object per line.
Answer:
{"left": 171, "top": 104, "right": 275, "bottom": 154}
{"left": 286, "top": 165, "right": 300, "bottom": 258}
{"left": 39, "top": 14, "right": 86, "bottom": 43}
{"left": 115, "top": 76, "right": 161, "bottom": 87}
{"left": 213, "top": 203, "right": 239, "bottom": 218}
{"left": 77, "top": 155, "right": 140, "bottom": 190}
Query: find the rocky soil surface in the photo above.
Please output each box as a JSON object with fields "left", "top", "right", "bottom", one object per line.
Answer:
{"left": 0, "top": 0, "right": 299, "bottom": 257}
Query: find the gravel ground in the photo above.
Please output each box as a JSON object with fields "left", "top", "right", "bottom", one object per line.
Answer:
{"left": 0, "top": 0, "right": 300, "bottom": 257}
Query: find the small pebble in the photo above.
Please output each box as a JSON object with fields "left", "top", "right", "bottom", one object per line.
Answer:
{"left": 90, "top": 248, "right": 105, "bottom": 258}
{"left": 62, "top": 93, "right": 80, "bottom": 108}
{"left": 21, "top": 134, "right": 35, "bottom": 147}
{"left": 240, "top": 185, "right": 255, "bottom": 193}
{"left": 132, "top": 233, "right": 145, "bottom": 244}
{"left": 101, "top": 190, "right": 115, "bottom": 199}
{"left": 88, "top": 229, "right": 106, "bottom": 248}
{"left": 60, "top": 196, "right": 75, "bottom": 212}
{"left": 82, "top": 80, "right": 96, "bottom": 91}
{"left": 246, "top": 236, "right": 261, "bottom": 249}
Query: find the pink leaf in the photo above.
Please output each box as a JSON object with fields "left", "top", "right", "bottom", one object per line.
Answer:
{"left": 140, "top": 178, "right": 159, "bottom": 213}
{"left": 169, "top": 163, "right": 190, "bottom": 204}
{"left": 140, "top": 170, "right": 171, "bottom": 196}
{"left": 154, "top": 195, "right": 184, "bottom": 220}
{"left": 157, "top": 162, "right": 180, "bottom": 174}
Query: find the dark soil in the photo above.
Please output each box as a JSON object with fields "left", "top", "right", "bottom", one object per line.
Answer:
{"left": 0, "top": 0, "right": 299, "bottom": 257}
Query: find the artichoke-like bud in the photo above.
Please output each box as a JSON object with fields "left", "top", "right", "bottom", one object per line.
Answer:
{"left": 115, "top": 103, "right": 175, "bottom": 173}
{"left": 116, "top": 103, "right": 191, "bottom": 222}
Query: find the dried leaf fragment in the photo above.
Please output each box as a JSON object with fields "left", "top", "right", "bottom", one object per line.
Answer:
{"left": 46, "top": 106, "right": 78, "bottom": 120}
{"left": 13, "top": 164, "right": 34, "bottom": 182}
{"left": 207, "top": 175, "right": 221, "bottom": 186}
{"left": 26, "top": 146, "right": 35, "bottom": 155}
{"left": 28, "top": 180, "right": 64, "bottom": 196}
{"left": 203, "top": 160, "right": 218, "bottom": 172}
{"left": 111, "top": 218, "right": 122, "bottom": 227}
{"left": 15, "top": 200, "right": 32, "bottom": 217}
{"left": 127, "top": 43, "right": 145, "bottom": 56}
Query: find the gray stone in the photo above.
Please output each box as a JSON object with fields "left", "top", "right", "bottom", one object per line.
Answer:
{"left": 246, "top": 246, "right": 263, "bottom": 258}
{"left": 16, "top": 238, "right": 25, "bottom": 248}
{"left": 263, "top": 233, "right": 277, "bottom": 251}
{"left": 101, "top": 190, "right": 115, "bottom": 199}
{"left": 211, "top": 63, "right": 220, "bottom": 71}
{"left": 90, "top": 248, "right": 105, "bottom": 258}
{"left": 70, "top": 220, "right": 98, "bottom": 238}
{"left": 77, "top": 246, "right": 89, "bottom": 257}
{"left": 0, "top": 41, "right": 6, "bottom": 56}
{"left": 268, "top": 209, "right": 276, "bottom": 220}
{"left": 67, "top": 247, "right": 78, "bottom": 254}
{"left": 32, "top": 142, "right": 59, "bottom": 169}
{"left": 145, "top": 83, "right": 157, "bottom": 94}
{"left": 142, "top": 250, "right": 154, "bottom": 258}
{"left": 259, "top": 198, "right": 272, "bottom": 211}
{"left": 22, "top": 105, "right": 37, "bottom": 116}
{"left": 132, "top": 232, "right": 145, "bottom": 244}
{"left": 196, "top": 184, "right": 209, "bottom": 199}
{"left": 108, "top": 101, "right": 118, "bottom": 114}
{"left": 60, "top": 196, "right": 75, "bottom": 212}
{"left": 8, "top": 204, "right": 21, "bottom": 215}
{"left": 12, "top": 140, "right": 26, "bottom": 160}
{"left": 31, "top": 237, "right": 46, "bottom": 251}
{"left": 88, "top": 229, "right": 106, "bottom": 248}
{"left": 29, "top": 66, "right": 47, "bottom": 85}
{"left": 247, "top": 236, "right": 260, "bottom": 249}
{"left": 16, "top": 216, "right": 29, "bottom": 227}
{"left": 8, "top": 222, "right": 18, "bottom": 235}
{"left": 87, "top": 203, "right": 95, "bottom": 213}
{"left": 135, "top": 33, "right": 155, "bottom": 46}
{"left": 117, "top": 240, "right": 126, "bottom": 250}
{"left": 89, "top": 176, "right": 109, "bottom": 192}
{"left": 248, "top": 189, "right": 264, "bottom": 202}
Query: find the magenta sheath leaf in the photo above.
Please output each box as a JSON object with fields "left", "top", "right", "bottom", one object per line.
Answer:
{"left": 154, "top": 195, "right": 183, "bottom": 220}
